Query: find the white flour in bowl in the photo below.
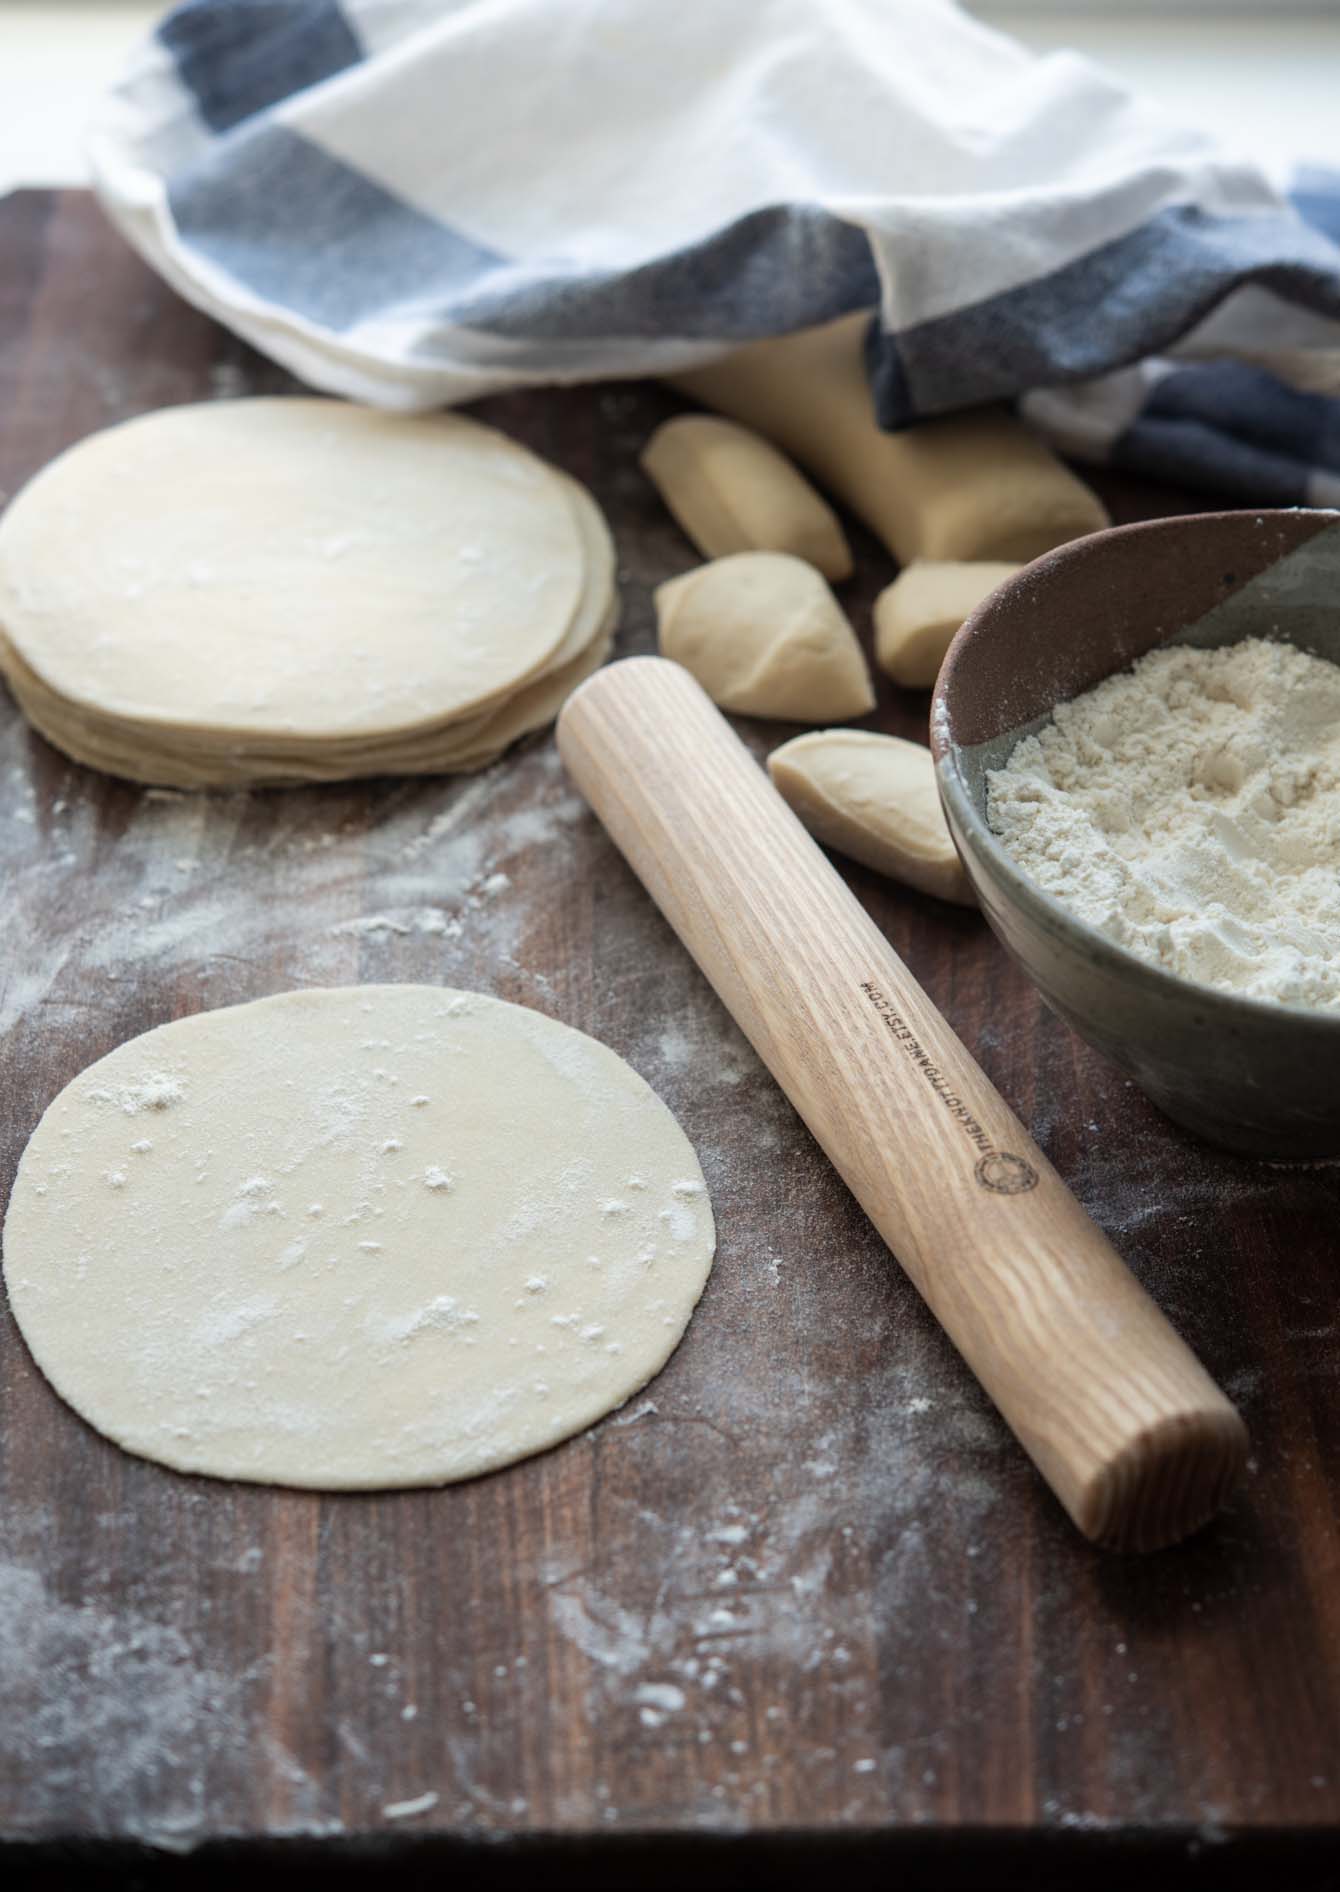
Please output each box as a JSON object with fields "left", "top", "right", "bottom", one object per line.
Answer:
{"left": 986, "top": 637, "right": 1340, "bottom": 1012}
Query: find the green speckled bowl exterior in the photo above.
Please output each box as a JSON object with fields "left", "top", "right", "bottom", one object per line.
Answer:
{"left": 931, "top": 509, "right": 1340, "bottom": 1158}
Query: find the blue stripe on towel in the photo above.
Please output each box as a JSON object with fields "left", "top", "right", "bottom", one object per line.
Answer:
{"left": 1112, "top": 425, "right": 1311, "bottom": 507}
{"left": 869, "top": 204, "right": 1340, "bottom": 426}
{"left": 160, "top": 0, "right": 363, "bottom": 133}
{"left": 169, "top": 126, "right": 506, "bottom": 330}
{"left": 1111, "top": 359, "right": 1340, "bottom": 505}
{"left": 1139, "top": 363, "right": 1340, "bottom": 477}
{"left": 453, "top": 205, "right": 881, "bottom": 344}
{"left": 171, "top": 126, "right": 881, "bottom": 344}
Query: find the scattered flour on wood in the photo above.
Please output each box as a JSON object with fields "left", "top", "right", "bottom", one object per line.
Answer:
{"left": 0, "top": 735, "right": 591, "bottom": 1047}
{"left": 381, "top": 1790, "right": 439, "bottom": 1821}
{"left": 0, "top": 1556, "right": 334, "bottom": 1850}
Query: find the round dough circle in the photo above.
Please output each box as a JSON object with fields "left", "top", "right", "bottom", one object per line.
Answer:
{"left": 3, "top": 987, "right": 715, "bottom": 1488}
{"left": 0, "top": 399, "right": 587, "bottom": 740}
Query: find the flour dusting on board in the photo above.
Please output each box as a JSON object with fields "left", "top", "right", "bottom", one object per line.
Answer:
{"left": 0, "top": 1554, "right": 333, "bottom": 1850}
{"left": 0, "top": 742, "right": 590, "bottom": 1047}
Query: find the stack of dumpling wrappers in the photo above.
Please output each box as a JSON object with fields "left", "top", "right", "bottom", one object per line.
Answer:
{"left": 0, "top": 399, "right": 617, "bottom": 788}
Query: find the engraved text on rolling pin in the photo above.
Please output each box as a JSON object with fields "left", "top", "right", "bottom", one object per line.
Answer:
{"left": 860, "top": 981, "right": 1039, "bottom": 1194}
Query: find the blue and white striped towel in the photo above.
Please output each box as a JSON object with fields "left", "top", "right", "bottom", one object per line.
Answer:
{"left": 89, "top": 0, "right": 1340, "bottom": 507}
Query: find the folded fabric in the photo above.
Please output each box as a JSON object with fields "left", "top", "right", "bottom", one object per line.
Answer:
{"left": 89, "top": 0, "right": 1340, "bottom": 505}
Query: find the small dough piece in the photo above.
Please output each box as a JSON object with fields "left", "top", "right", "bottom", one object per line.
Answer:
{"left": 656, "top": 552, "right": 875, "bottom": 723}
{"left": 669, "top": 313, "right": 1110, "bottom": 565}
{"left": 874, "top": 560, "right": 1021, "bottom": 688}
{"left": 641, "top": 414, "right": 851, "bottom": 580}
{"left": 2, "top": 987, "right": 715, "bottom": 1489}
{"left": 768, "top": 728, "right": 974, "bottom": 905}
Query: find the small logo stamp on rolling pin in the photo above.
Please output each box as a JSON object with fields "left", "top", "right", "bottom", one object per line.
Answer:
{"left": 860, "top": 981, "right": 1039, "bottom": 1194}
{"left": 972, "top": 1151, "right": 1039, "bottom": 1195}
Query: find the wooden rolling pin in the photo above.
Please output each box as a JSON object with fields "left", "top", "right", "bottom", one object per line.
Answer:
{"left": 557, "top": 659, "right": 1248, "bottom": 1552}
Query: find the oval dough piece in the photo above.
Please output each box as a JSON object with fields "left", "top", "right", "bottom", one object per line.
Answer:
{"left": 874, "top": 560, "right": 1021, "bottom": 689}
{"left": 655, "top": 552, "right": 875, "bottom": 722}
{"left": 2, "top": 987, "right": 715, "bottom": 1489}
{"left": 0, "top": 399, "right": 589, "bottom": 743}
{"left": 641, "top": 414, "right": 851, "bottom": 580}
{"left": 768, "top": 728, "right": 974, "bottom": 905}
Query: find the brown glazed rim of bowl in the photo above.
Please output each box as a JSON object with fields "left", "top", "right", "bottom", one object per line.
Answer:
{"left": 930, "top": 509, "right": 1340, "bottom": 1037}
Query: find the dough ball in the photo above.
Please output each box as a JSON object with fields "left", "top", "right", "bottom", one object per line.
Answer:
{"left": 874, "top": 560, "right": 1021, "bottom": 689}
{"left": 768, "top": 728, "right": 974, "bottom": 905}
{"left": 2, "top": 987, "right": 715, "bottom": 1488}
{"left": 641, "top": 414, "right": 851, "bottom": 579}
{"left": 655, "top": 552, "right": 875, "bottom": 723}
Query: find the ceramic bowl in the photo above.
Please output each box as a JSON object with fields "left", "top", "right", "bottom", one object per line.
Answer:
{"left": 931, "top": 508, "right": 1340, "bottom": 1159}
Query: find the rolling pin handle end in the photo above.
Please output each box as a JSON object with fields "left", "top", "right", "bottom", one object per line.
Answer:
{"left": 1078, "top": 1406, "right": 1250, "bottom": 1554}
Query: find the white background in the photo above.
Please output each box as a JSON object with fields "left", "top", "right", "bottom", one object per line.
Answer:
{"left": 0, "top": 2, "right": 1338, "bottom": 193}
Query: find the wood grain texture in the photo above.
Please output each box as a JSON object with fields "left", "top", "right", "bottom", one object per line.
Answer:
{"left": 1, "top": 192, "right": 1339, "bottom": 1887}
{"left": 558, "top": 659, "right": 1246, "bottom": 1551}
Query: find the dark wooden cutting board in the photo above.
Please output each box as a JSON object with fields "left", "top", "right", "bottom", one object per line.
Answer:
{"left": 1, "top": 191, "right": 1338, "bottom": 1889}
